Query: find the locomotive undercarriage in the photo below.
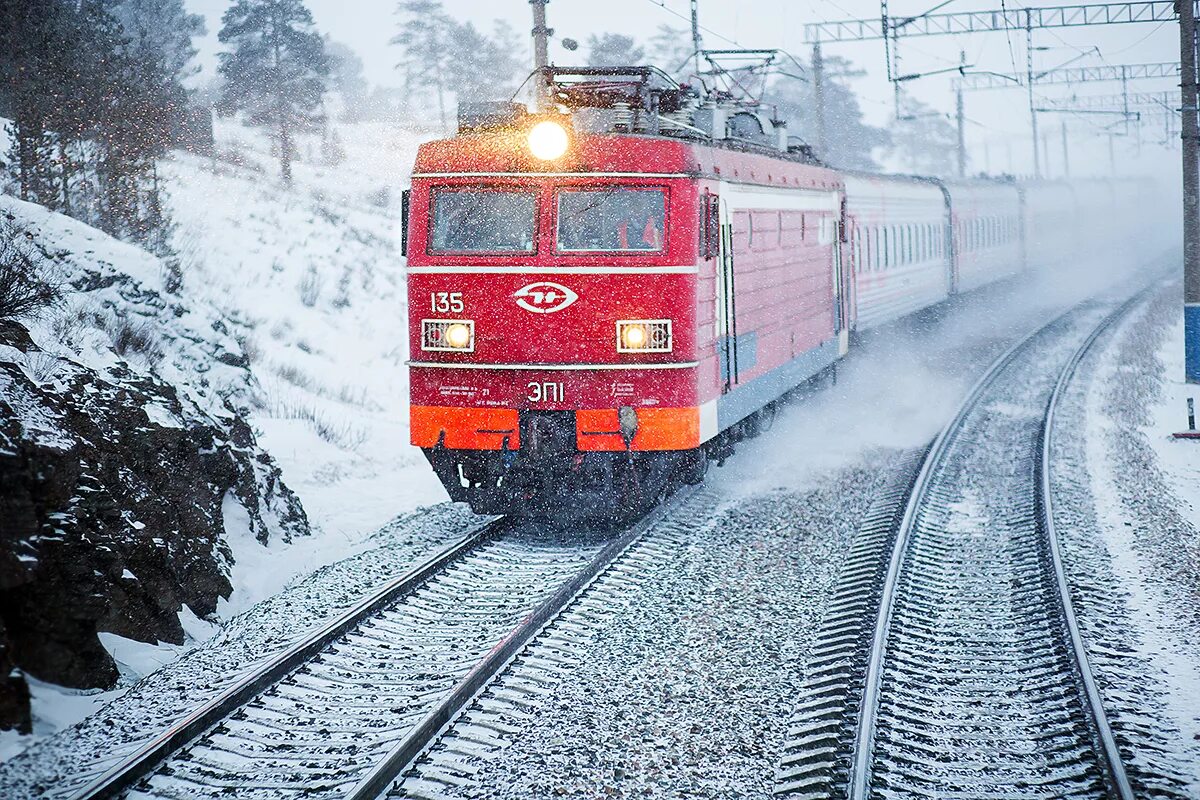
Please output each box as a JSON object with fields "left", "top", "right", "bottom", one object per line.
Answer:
{"left": 422, "top": 401, "right": 790, "bottom": 520}
{"left": 423, "top": 410, "right": 707, "bottom": 520}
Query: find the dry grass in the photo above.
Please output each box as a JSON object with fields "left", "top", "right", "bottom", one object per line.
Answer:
{"left": 270, "top": 397, "right": 369, "bottom": 451}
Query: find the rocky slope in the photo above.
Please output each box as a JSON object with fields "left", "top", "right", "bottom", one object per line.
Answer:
{"left": 0, "top": 197, "right": 308, "bottom": 735}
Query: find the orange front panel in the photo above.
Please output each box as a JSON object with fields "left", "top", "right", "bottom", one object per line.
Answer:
{"left": 410, "top": 406, "right": 520, "bottom": 450}
{"left": 576, "top": 407, "right": 700, "bottom": 451}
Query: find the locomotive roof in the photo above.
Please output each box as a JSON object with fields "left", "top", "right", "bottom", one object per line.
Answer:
{"left": 412, "top": 130, "right": 843, "bottom": 193}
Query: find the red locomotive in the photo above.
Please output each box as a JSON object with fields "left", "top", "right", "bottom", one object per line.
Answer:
{"left": 403, "top": 66, "right": 1140, "bottom": 517}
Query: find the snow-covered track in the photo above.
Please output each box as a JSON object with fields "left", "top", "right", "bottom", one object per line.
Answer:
{"left": 776, "top": 292, "right": 1145, "bottom": 800}
{"left": 344, "top": 490, "right": 693, "bottom": 800}
{"left": 65, "top": 490, "right": 691, "bottom": 800}
{"left": 60, "top": 517, "right": 512, "bottom": 800}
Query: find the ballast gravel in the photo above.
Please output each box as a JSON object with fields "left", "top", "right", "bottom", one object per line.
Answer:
{"left": 0, "top": 503, "right": 487, "bottom": 799}
{"left": 420, "top": 463, "right": 895, "bottom": 800}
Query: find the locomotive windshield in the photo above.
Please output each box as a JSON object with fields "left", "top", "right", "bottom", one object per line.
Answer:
{"left": 430, "top": 189, "right": 536, "bottom": 252}
{"left": 557, "top": 189, "right": 665, "bottom": 252}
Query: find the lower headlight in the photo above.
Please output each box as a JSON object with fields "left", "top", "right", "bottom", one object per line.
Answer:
{"left": 422, "top": 319, "right": 475, "bottom": 352}
{"left": 617, "top": 320, "right": 672, "bottom": 353}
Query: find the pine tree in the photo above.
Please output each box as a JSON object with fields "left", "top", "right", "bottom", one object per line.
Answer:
{"left": 391, "top": 0, "right": 456, "bottom": 128}
{"left": 647, "top": 25, "right": 694, "bottom": 78}
{"left": 586, "top": 34, "right": 645, "bottom": 68}
{"left": 1, "top": 0, "right": 195, "bottom": 251}
{"left": 0, "top": 0, "right": 70, "bottom": 207}
{"left": 765, "top": 57, "right": 889, "bottom": 171}
{"left": 885, "top": 97, "right": 958, "bottom": 176}
{"left": 218, "top": 0, "right": 329, "bottom": 187}
{"left": 448, "top": 20, "right": 523, "bottom": 106}
{"left": 105, "top": 0, "right": 206, "bottom": 87}
{"left": 325, "top": 37, "right": 368, "bottom": 118}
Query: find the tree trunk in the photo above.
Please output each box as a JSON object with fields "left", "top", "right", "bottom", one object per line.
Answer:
{"left": 58, "top": 139, "right": 72, "bottom": 216}
{"left": 280, "top": 123, "right": 293, "bottom": 187}
{"left": 436, "top": 77, "right": 446, "bottom": 132}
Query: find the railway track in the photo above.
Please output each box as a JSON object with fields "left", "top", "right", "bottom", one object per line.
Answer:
{"left": 776, "top": 292, "right": 1146, "bottom": 800}
{"left": 56, "top": 494, "right": 689, "bottom": 800}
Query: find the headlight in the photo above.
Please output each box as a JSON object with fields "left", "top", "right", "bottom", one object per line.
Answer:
{"left": 422, "top": 319, "right": 475, "bottom": 352}
{"left": 527, "top": 120, "right": 569, "bottom": 161}
{"left": 617, "top": 320, "right": 672, "bottom": 353}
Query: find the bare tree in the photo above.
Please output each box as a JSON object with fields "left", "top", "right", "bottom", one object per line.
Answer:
{"left": 0, "top": 217, "right": 60, "bottom": 321}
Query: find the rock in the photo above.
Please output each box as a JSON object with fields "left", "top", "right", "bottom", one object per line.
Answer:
{"left": 0, "top": 320, "right": 309, "bottom": 729}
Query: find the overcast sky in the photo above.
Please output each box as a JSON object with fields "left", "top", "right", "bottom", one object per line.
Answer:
{"left": 186, "top": 0, "right": 1180, "bottom": 181}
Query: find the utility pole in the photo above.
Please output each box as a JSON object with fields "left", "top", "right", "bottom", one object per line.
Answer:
{"left": 1182, "top": 0, "right": 1200, "bottom": 382}
{"left": 892, "top": 26, "right": 903, "bottom": 118}
{"left": 691, "top": 0, "right": 703, "bottom": 76}
{"left": 881, "top": 0, "right": 895, "bottom": 114}
{"left": 531, "top": 0, "right": 551, "bottom": 110}
{"left": 955, "top": 74, "right": 964, "bottom": 176}
{"left": 1026, "top": 9, "right": 1041, "bottom": 177}
{"left": 1061, "top": 121, "right": 1070, "bottom": 177}
{"left": 814, "top": 41, "right": 828, "bottom": 156}
{"left": 1121, "top": 65, "right": 1131, "bottom": 134}
{"left": 955, "top": 50, "right": 964, "bottom": 176}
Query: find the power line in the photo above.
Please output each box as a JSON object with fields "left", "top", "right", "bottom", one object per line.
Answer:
{"left": 639, "top": 0, "right": 745, "bottom": 49}
{"left": 998, "top": 0, "right": 1022, "bottom": 80}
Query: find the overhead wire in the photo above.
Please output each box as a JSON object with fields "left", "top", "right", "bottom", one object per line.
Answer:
{"left": 637, "top": 0, "right": 746, "bottom": 49}
{"left": 1105, "top": 20, "right": 1170, "bottom": 55}
{"left": 995, "top": 0, "right": 1022, "bottom": 80}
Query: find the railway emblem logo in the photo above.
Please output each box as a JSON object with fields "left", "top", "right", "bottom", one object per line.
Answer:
{"left": 513, "top": 281, "right": 578, "bottom": 314}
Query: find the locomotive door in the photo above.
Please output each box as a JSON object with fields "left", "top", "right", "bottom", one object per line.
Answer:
{"left": 716, "top": 198, "right": 738, "bottom": 393}
{"left": 833, "top": 199, "right": 851, "bottom": 355}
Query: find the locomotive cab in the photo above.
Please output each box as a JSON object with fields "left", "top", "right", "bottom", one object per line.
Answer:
{"left": 405, "top": 118, "right": 708, "bottom": 518}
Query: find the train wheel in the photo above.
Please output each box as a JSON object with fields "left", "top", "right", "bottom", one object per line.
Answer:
{"left": 758, "top": 403, "right": 778, "bottom": 434}
{"left": 679, "top": 448, "right": 709, "bottom": 485}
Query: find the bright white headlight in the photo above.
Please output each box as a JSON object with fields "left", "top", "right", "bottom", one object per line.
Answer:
{"left": 527, "top": 120, "right": 569, "bottom": 161}
{"left": 445, "top": 323, "right": 471, "bottom": 349}
{"left": 422, "top": 319, "right": 475, "bottom": 352}
{"left": 617, "top": 320, "right": 672, "bottom": 353}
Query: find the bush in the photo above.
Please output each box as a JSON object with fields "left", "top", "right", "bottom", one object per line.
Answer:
{"left": 298, "top": 266, "right": 322, "bottom": 307}
{"left": 110, "top": 318, "right": 164, "bottom": 364}
{"left": 0, "top": 218, "right": 61, "bottom": 320}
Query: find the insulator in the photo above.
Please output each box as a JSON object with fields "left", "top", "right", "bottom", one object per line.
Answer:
{"left": 613, "top": 102, "right": 632, "bottom": 132}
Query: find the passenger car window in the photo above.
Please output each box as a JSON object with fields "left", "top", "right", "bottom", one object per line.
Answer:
{"left": 430, "top": 189, "right": 536, "bottom": 253}
{"left": 557, "top": 189, "right": 666, "bottom": 252}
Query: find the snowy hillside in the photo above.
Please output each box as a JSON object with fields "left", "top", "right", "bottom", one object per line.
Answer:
{"left": 0, "top": 194, "right": 309, "bottom": 755}
{"left": 160, "top": 119, "right": 445, "bottom": 539}
{"left": 0, "top": 116, "right": 463, "bottom": 757}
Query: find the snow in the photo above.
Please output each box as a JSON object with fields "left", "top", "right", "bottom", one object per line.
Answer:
{"left": 219, "top": 488, "right": 375, "bottom": 618}
{"left": 0, "top": 105, "right": 1187, "bottom": 784}
{"left": 1148, "top": 316, "right": 1200, "bottom": 527}
{"left": 160, "top": 119, "right": 444, "bottom": 540}
{"left": 0, "top": 118, "right": 449, "bottom": 757}
{"left": 1080, "top": 290, "right": 1200, "bottom": 791}
{"left": 718, "top": 262, "right": 1132, "bottom": 498}
{"left": 0, "top": 504, "right": 486, "bottom": 797}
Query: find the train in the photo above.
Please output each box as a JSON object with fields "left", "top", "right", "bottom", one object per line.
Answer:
{"left": 402, "top": 66, "right": 1149, "bottom": 518}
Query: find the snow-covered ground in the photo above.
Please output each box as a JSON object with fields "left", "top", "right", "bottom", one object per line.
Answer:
{"left": 1065, "top": 285, "right": 1200, "bottom": 793}
{"left": 0, "top": 119, "right": 453, "bottom": 760}
{"left": 1150, "top": 317, "right": 1200, "bottom": 522}
{"left": 162, "top": 119, "right": 444, "bottom": 544}
{"left": 0, "top": 193, "right": 284, "bottom": 760}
